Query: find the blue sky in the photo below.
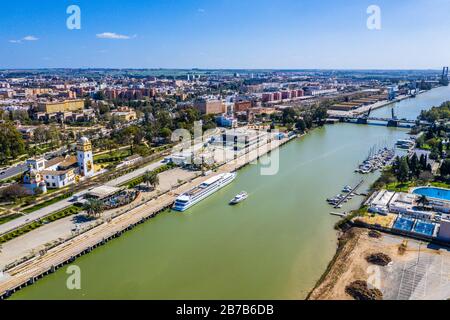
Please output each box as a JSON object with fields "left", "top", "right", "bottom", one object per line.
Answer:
{"left": 1, "top": 0, "right": 449, "bottom": 69}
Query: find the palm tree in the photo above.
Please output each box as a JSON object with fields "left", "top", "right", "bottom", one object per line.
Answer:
{"left": 417, "top": 195, "right": 430, "bottom": 208}
{"left": 142, "top": 171, "right": 159, "bottom": 190}
{"left": 83, "top": 199, "right": 104, "bottom": 218}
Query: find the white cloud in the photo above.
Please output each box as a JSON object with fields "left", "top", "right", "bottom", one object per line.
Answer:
{"left": 23, "top": 35, "right": 39, "bottom": 41}
{"left": 198, "top": 8, "right": 206, "bottom": 13}
{"left": 9, "top": 35, "right": 39, "bottom": 43}
{"left": 96, "top": 32, "right": 131, "bottom": 40}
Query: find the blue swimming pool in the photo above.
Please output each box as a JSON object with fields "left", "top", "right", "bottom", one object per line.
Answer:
{"left": 413, "top": 220, "right": 435, "bottom": 236}
{"left": 393, "top": 216, "right": 414, "bottom": 232}
{"left": 413, "top": 187, "right": 450, "bottom": 201}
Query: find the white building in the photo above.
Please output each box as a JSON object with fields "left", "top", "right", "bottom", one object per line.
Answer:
{"left": 23, "top": 137, "right": 95, "bottom": 192}
{"left": 216, "top": 128, "right": 270, "bottom": 153}
{"left": 76, "top": 137, "right": 95, "bottom": 177}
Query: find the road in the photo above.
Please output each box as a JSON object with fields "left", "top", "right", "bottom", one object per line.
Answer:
{"left": 0, "top": 190, "right": 89, "bottom": 236}
{"left": 0, "top": 146, "right": 69, "bottom": 181}
{"left": 0, "top": 159, "right": 166, "bottom": 236}
{"left": 105, "top": 160, "right": 165, "bottom": 187}
{"left": 0, "top": 164, "right": 28, "bottom": 181}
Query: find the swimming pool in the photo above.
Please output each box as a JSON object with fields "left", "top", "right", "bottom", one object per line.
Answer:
{"left": 412, "top": 187, "right": 450, "bottom": 201}
{"left": 413, "top": 220, "right": 435, "bottom": 236}
{"left": 393, "top": 216, "right": 414, "bottom": 232}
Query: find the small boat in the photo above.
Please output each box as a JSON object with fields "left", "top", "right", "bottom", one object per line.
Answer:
{"left": 342, "top": 185, "right": 352, "bottom": 193}
{"left": 229, "top": 191, "right": 248, "bottom": 205}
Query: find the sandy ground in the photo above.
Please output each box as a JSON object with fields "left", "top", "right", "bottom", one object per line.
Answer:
{"left": 309, "top": 227, "right": 450, "bottom": 300}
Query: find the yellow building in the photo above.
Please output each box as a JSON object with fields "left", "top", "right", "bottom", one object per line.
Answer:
{"left": 38, "top": 99, "right": 84, "bottom": 113}
{"left": 111, "top": 110, "right": 137, "bottom": 122}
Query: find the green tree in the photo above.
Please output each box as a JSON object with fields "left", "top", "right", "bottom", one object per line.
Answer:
{"left": 282, "top": 107, "right": 297, "bottom": 125}
{"left": 312, "top": 105, "right": 328, "bottom": 124}
{"left": 440, "top": 159, "right": 450, "bottom": 177}
{"left": 410, "top": 153, "right": 420, "bottom": 177}
{"left": 417, "top": 195, "right": 430, "bottom": 208}
{"left": 0, "top": 123, "right": 26, "bottom": 164}
{"left": 83, "top": 199, "right": 104, "bottom": 218}
{"left": 398, "top": 157, "right": 410, "bottom": 182}
{"left": 142, "top": 171, "right": 159, "bottom": 190}
{"left": 296, "top": 119, "right": 306, "bottom": 133}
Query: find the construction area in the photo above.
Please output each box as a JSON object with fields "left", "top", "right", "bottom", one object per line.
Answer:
{"left": 308, "top": 228, "right": 450, "bottom": 300}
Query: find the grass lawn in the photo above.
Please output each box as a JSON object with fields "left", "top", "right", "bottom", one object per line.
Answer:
{"left": 384, "top": 180, "right": 450, "bottom": 192}
{"left": 94, "top": 149, "right": 132, "bottom": 161}
{"left": 385, "top": 181, "right": 417, "bottom": 192}
{"left": 429, "top": 181, "right": 450, "bottom": 189}
{"left": 0, "top": 213, "right": 22, "bottom": 225}
{"left": 21, "top": 192, "right": 73, "bottom": 214}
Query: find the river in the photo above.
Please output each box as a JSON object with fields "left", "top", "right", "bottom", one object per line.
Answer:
{"left": 12, "top": 85, "right": 450, "bottom": 300}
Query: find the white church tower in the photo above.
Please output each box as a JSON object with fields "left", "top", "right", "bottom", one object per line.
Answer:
{"left": 77, "top": 137, "right": 94, "bottom": 177}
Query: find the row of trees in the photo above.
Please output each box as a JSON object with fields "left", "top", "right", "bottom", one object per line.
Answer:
{"left": 391, "top": 154, "right": 432, "bottom": 183}
{"left": 272, "top": 104, "right": 328, "bottom": 133}
{"left": 419, "top": 101, "right": 450, "bottom": 122}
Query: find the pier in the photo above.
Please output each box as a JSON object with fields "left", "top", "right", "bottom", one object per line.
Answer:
{"left": 329, "top": 212, "right": 347, "bottom": 217}
{"left": 333, "top": 180, "right": 364, "bottom": 209}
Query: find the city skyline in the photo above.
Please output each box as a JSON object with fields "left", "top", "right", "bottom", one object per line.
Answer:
{"left": 1, "top": 0, "right": 450, "bottom": 70}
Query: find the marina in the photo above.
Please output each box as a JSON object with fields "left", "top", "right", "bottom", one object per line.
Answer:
{"left": 355, "top": 147, "right": 395, "bottom": 174}
{"left": 326, "top": 180, "right": 364, "bottom": 209}
{"left": 7, "top": 85, "right": 450, "bottom": 300}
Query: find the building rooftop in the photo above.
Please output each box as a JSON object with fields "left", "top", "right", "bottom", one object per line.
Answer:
{"left": 87, "top": 185, "right": 123, "bottom": 200}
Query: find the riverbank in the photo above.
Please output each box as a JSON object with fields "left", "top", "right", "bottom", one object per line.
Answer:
{"left": 308, "top": 227, "right": 450, "bottom": 300}
{"left": 328, "top": 87, "right": 439, "bottom": 118}
{"left": 328, "top": 94, "right": 413, "bottom": 118}
{"left": 0, "top": 134, "right": 296, "bottom": 299}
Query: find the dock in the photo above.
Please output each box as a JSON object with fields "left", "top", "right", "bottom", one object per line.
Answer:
{"left": 329, "top": 212, "right": 347, "bottom": 217}
{"left": 333, "top": 180, "right": 364, "bottom": 209}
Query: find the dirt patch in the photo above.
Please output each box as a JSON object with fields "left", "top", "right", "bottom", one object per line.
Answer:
{"left": 366, "top": 253, "right": 392, "bottom": 266}
{"left": 368, "top": 230, "right": 382, "bottom": 239}
{"left": 345, "top": 280, "right": 383, "bottom": 300}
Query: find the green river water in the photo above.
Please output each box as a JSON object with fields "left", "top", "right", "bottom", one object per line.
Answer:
{"left": 12, "top": 85, "right": 450, "bottom": 299}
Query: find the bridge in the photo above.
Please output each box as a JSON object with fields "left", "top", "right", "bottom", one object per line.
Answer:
{"left": 330, "top": 107, "right": 430, "bottom": 128}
